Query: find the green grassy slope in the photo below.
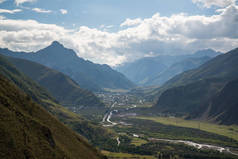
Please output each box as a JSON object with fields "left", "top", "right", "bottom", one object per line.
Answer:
{"left": 0, "top": 54, "right": 115, "bottom": 151}
{"left": 6, "top": 56, "right": 104, "bottom": 108}
{"left": 0, "top": 75, "right": 105, "bottom": 159}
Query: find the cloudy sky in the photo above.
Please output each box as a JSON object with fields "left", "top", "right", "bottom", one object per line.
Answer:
{"left": 0, "top": 0, "right": 238, "bottom": 66}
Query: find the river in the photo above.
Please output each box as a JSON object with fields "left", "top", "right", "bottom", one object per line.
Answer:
{"left": 102, "top": 102, "right": 118, "bottom": 127}
{"left": 101, "top": 103, "right": 238, "bottom": 155}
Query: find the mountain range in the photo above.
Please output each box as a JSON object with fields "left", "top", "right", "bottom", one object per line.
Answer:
{"left": 5, "top": 55, "right": 104, "bottom": 108}
{"left": 116, "top": 49, "right": 222, "bottom": 86}
{"left": 1, "top": 39, "right": 238, "bottom": 158}
{"left": 0, "top": 41, "right": 135, "bottom": 91}
{"left": 154, "top": 48, "right": 238, "bottom": 124}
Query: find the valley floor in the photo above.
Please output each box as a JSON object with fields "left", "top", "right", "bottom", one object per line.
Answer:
{"left": 101, "top": 151, "right": 156, "bottom": 159}
{"left": 136, "top": 116, "right": 238, "bottom": 142}
{"left": 92, "top": 92, "right": 238, "bottom": 159}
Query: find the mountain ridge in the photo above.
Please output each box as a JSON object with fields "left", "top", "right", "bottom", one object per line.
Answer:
{"left": 116, "top": 49, "right": 221, "bottom": 86}
{"left": 154, "top": 48, "right": 238, "bottom": 124}
{"left": 5, "top": 55, "right": 105, "bottom": 108}
{"left": 0, "top": 41, "right": 135, "bottom": 91}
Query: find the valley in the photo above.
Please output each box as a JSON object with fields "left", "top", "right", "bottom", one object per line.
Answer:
{"left": 92, "top": 91, "right": 238, "bottom": 159}
{"left": 1, "top": 1, "right": 238, "bottom": 159}
{"left": 1, "top": 43, "right": 238, "bottom": 159}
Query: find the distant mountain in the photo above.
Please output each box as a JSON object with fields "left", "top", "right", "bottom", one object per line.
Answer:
{"left": 163, "top": 48, "right": 238, "bottom": 89}
{"left": 145, "top": 56, "right": 211, "bottom": 86}
{"left": 193, "top": 49, "right": 222, "bottom": 58}
{"left": 154, "top": 48, "right": 238, "bottom": 124}
{"left": 0, "top": 41, "right": 135, "bottom": 91}
{"left": 116, "top": 49, "right": 221, "bottom": 86}
{"left": 6, "top": 56, "right": 104, "bottom": 108}
{"left": 0, "top": 71, "right": 104, "bottom": 159}
{"left": 116, "top": 57, "right": 167, "bottom": 85}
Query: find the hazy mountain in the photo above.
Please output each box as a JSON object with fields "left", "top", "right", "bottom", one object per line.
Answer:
{"left": 163, "top": 48, "right": 238, "bottom": 89}
{"left": 116, "top": 57, "right": 167, "bottom": 85}
{"left": 6, "top": 56, "right": 104, "bottom": 108}
{"left": 116, "top": 55, "right": 185, "bottom": 85}
{"left": 193, "top": 49, "right": 222, "bottom": 58}
{"left": 145, "top": 56, "right": 211, "bottom": 86}
{"left": 116, "top": 49, "right": 221, "bottom": 86}
{"left": 0, "top": 68, "right": 104, "bottom": 159}
{"left": 154, "top": 48, "right": 238, "bottom": 124}
{"left": 0, "top": 41, "right": 135, "bottom": 91}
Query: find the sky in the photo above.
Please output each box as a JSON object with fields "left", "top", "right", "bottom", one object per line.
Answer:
{"left": 0, "top": 0, "right": 238, "bottom": 66}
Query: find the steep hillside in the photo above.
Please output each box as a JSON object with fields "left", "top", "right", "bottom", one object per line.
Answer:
{"left": 0, "top": 54, "right": 116, "bottom": 151}
{"left": 193, "top": 79, "right": 238, "bottom": 125}
{"left": 0, "top": 41, "right": 135, "bottom": 91}
{"left": 154, "top": 48, "right": 238, "bottom": 123}
{"left": 6, "top": 56, "right": 104, "bottom": 108}
{"left": 0, "top": 54, "right": 56, "bottom": 106}
{"left": 116, "top": 49, "right": 220, "bottom": 86}
{"left": 0, "top": 75, "right": 105, "bottom": 159}
{"left": 156, "top": 78, "right": 225, "bottom": 115}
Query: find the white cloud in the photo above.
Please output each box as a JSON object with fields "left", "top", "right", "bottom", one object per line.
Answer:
{"left": 0, "top": 4, "right": 238, "bottom": 66}
{"left": 120, "top": 18, "right": 143, "bottom": 27}
{"left": 32, "top": 8, "right": 52, "bottom": 13}
{"left": 167, "top": 5, "right": 238, "bottom": 39}
{"left": 192, "top": 0, "right": 236, "bottom": 8}
{"left": 0, "top": 19, "right": 68, "bottom": 51}
{"left": 15, "top": 0, "right": 36, "bottom": 6}
{"left": 0, "top": 9, "right": 22, "bottom": 14}
{"left": 99, "top": 24, "right": 114, "bottom": 31}
{"left": 60, "top": 9, "right": 67, "bottom": 15}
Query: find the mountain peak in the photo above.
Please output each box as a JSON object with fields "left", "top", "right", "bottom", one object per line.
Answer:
{"left": 36, "top": 40, "right": 80, "bottom": 58}
{"left": 50, "top": 41, "right": 64, "bottom": 48}
{"left": 194, "top": 49, "right": 222, "bottom": 58}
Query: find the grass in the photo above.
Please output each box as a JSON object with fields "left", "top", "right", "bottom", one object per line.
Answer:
{"left": 131, "top": 138, "right": 148, "bottom": 146}
{"left": 101, "top": 150, "right": 156, "bottom": 159}
{"left": 0, "top": 75, "right": 104, "bottom": 159}
{"left": 136, "top": 116, "right": 238, "bottom": 141}
{"left": 114, "top": 104, "right": 153, "bottom": 109}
